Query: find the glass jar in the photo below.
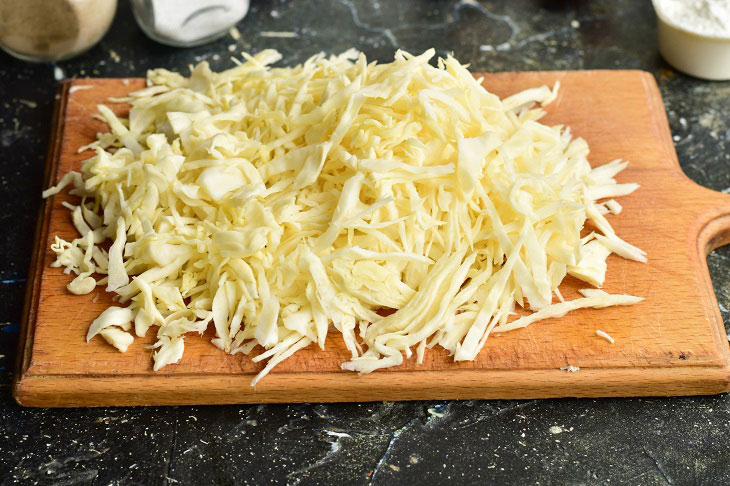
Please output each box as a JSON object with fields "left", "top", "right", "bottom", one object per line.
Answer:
{"left": 0, "top": 0, "right": 117, "bottom": 62}
{"left": 131, "top": 0, "right": 249, "bottom": 48}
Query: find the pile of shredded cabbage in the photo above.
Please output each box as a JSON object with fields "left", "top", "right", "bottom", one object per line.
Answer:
{"left": 45, "top": 49, "right": 645, "bottom": 385}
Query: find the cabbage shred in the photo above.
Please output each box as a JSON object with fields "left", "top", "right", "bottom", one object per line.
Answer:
{"left": 45, "top": 49, "right": 644, "bottom": 384}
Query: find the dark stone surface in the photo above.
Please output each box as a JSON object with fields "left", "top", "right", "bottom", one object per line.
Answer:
{"left": 0, "top": 0, "right": 729, "bottom": 484}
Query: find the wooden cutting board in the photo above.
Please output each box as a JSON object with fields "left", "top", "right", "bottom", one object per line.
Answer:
{"left": 13, "top": 71, "right": 730, "bottom": 407}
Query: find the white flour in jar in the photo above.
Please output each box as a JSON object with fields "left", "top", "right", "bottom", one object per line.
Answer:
{"left": 655, "top": 0, "right": 730, "bottom": 37}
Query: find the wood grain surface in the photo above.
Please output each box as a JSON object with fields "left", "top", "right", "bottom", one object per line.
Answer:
{"left": 13, "top": 71, "right": 730, "bottom": 407}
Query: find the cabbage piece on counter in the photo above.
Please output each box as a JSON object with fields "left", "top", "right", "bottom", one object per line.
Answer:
{"left": 45, "top": 49, "right": 645, "bottom": 385}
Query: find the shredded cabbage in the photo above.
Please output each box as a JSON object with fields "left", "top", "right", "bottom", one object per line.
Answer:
{"left": 45, "top": 49, "right": 645, "bottom": 385}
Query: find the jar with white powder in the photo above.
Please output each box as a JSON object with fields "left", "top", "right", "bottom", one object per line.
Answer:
{"left": 653, "top": 0, "right": 730, "bottom": 80}
{"left": 0, "top": 0, "right": 117, "bottom": 62}
{"left": 131, "top": 0, "right": 249, "bottom": 47}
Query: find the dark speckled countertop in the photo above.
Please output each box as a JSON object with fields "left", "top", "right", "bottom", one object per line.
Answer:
{"left": 1, "top": 1, "right": 729, "bottom": 484}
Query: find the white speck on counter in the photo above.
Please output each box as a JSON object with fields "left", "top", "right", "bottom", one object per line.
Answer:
{"left": 699, "top": 111, "right": 719, "bottom": 129}
{"left": 229, "top": 26, "right": 241, "bottom": 40}
{"left": 324, "top": 430, "right": 352, "bottom": 439}
{"left": 560, "top": 365, "right": 580, "bottom": 372}
{"left": 271, "top": 9, "right": 281, "bottom": 18}
{"left": 571, "top": 19, "right": 580, "bottom": 28}
{"left": 259, "top": 31, "right": 298, "bottom": 38}
{"left": 109, "top": 49, "right": 121, "bottom": 63}
{"left": 549, "top": 425, "right": 564, "bottom": 434}
{"left": 19, "top": 99, "right": 37, "bottom": 109}
{"left": 228, "top": 44, "right": 237, "bottom": 52}
{"left": 53, "top": 66, "right": 65, "bottom": 81}
{"left": 427, "top": 407, "right": 445, "bottom": 418}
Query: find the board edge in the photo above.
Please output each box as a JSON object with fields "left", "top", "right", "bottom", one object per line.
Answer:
{"left": 13, "top": 365, "right": 730, "bottom": 408}
{"left": 12, "top": 81, "right": 72, "bottom": 407}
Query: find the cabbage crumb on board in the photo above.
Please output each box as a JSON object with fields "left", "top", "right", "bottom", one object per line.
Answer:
{"left": 44, "top": 49, "right": 645, "bottom": 385}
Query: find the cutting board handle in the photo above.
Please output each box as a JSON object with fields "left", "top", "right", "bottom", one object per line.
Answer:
{"left": 639, "top": 68, "right": 730, "bottom": 257}
{"left": 702, "top": 213, "right": 730, "bottom": 254}
{"left": 688, "top": 181, "right": 730, "bottom": 254}
{"left": 700, "top": 207, "right": 730, "bottom": 254}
